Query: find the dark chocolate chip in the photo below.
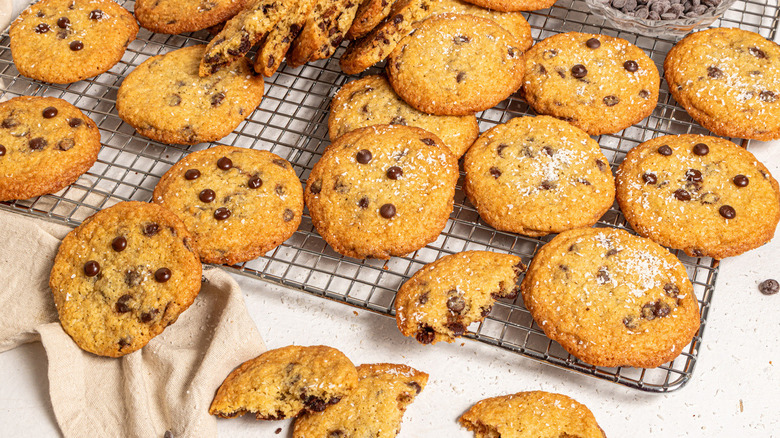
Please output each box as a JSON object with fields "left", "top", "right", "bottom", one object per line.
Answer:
{"left": 118, "top": 337, "right": 131, "bottom": 348}
{"left": 144, "top": 223, "right": 159, "bottom": 236}
{"left": 759, "top": 279, "right": 779, "bottom": 295}
{"left": 115, "top": 294, "right": 132, "bottom": 313}
{"left": 304, "top": 396, "right": 328, "bottom": 412}
{"left": 639, "top": 89, "right": 651, "bottom": 99}
{"left": 586, "top": 38, "right": 601, "bottom": 49}
{"left": 641, "top": 302, "right": 657, "bottom": 320}
{"left": 642, "top": 172, "right": 657, "bottom": 184}
{"left": 273, "top": 158, "right": 288, "bottom": 168}
{"left": 658, "top": 145, "right": 672, "bottom": 156}
{"left": 693, "top": 143, "right": 709, "bottom": 156}
{"left": 542, "top": 146, "right": 554, "bottom": 156}
{"left": 89, "top": 9, "right": 103, "bottom": 19}
{"left": 663, "top": 283, "right": 679, "bottom": 298}
{"left": 453, "top": 35, "right": 470, "bottom": 44}
{"left": 379, "top": 203, "right": 396, "bottom": 218}
{"left": 407, "top": 381, "right": 422, "bottom": 394}
{"left": 733, "top": 174, "right": 749, "bottom": 187}
{"left": 154, "top": 268, "right": 171, "bottom": 283}
{"left": 603, "top": 95, "right": 620, "bottom": 106}
{"left": 68, "top": 118, "right": 83, "bottom": 128}
{"left": 35, "top": 23, "right": 50, "bottom": 33}
{"left": 84, "top": 260, "right": 100, "bottom": 277}
{"left": 393, "top": 14, "right": 403, "bottom": 24}
{"left": 623, "top": 316, "right": 638, "bottom": 329}
{"left": 446, "top": 321, "right": 466, "bottom": 337}
{"left": 57, "top": 17, "right": 70, "bottom": 28}
{"left": 57, "top": 138, "right": 75, "bottom": 151}
{"left": 43, "top": 107, "right": 58, "bottom": 118}
{"left": 267, "top": 55, "right": 274, "bottom": 68}
{"left": 184, "top": 169, "right": 200, "bottom": 180}
{"left": 356, "top": 149, "right": 372, "bottom": 164}
{"left": 496, "top": 143, "right": 508, "bottom": 157}
{"left": 275, "top": 184, "right": 286, "bottom": 196}
{"left": 416, "top": 325, "right": 435, "bottom": 344}
{"left": 674, "top": 189, "right": 691, "bottom": 201}
{"left": 596, "top": 159, "right": 608, "bottom": 171}
{"left": 283, "top": 209, "right": 294, "bottom": 222}
{"left": 69, "top": 40, "right": 83, "bottom": 51}
{"left": 623, "top": 60, "right": 639, "bottom": 72}
{"left": 597, "top": 267, "right": 610, "bottom": 284}
{"left": 447, "top": 295, "right": 465, "bottom": 313}
{"left": 167, "top": 94, "right": 182, "bottom": 106}
{"left": 749, "top": 46, "right": 767, "bottom": 59}
{"left": 214, "top": 207, "right": 231, "bottom": 220}
{"left": 421, "top": 138, "right": 435, "bottom": 146}
{"left": 571, "top": 64, "right": 587, "bottom": 78}
{"left": 390, "top": 116, "right": 407, "bottom": 125}
{"left": 29, "top": 137, "right": 47, "bottom": 150}
{"left": 0, "top": 145, "right": 5, "bottom": 156}
{"left": 685, "top": 169, "right": 702, "bottom": 182}
{"left": 456, "top": 71, "right": 467, "bottom": 83}
{"left": 217, "top": 157, "right": 233, "bottom": 170}
{"left": 199, "top": 189, "right": 215, "bottom": 203}
{"left": 141, "top": 309, "right": 158, "bottom": 323}
{"left": 508, "top": 47, "right": 516, "bottom": 57}
{"left": 540, "top": 180, "right": 556, "bottom": 190}
{"left": 358, "top": 196, "right": 369, "bottom": 209}
{"left": 606, "top": 248, "right": 619, "bottom": 257}
{"left": 386, "top": 166, "right": 402, "bottom": 180}
{"left": 760, "top": 91, "right": 776, "bottom": 103}
{"left": 248, "top": 176, "right": 262, "bottom": 189}
{"left": 655, "top": 301, "right": 671, "bottom": 318}
{"left": 719, "top": 205, "right": 736, "bottom": 219}
{"left": 211, "top": 92, "right": 225, "bottom": 107}
{"left": 2, "top": 118, "right": 18, "bottom": 129}
{"left": 490, "top": 167, "right": 501, "bottom": 178}
{"left": 125, "top": 269, "right": 143, "bottom": 287}
{"left": 707, "top": 66, "right": 723, "bottom": 79}
{"left": 112, "top": 236, "right": 127, "bottom": 252}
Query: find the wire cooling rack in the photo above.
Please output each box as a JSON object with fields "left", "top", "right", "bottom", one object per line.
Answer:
{"left": 1, "top": 0, "right": 778, "bottom": 392}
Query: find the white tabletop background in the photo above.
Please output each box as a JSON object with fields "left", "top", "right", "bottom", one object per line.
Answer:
{"left": 1, "top": 1, "right": 779, "bottom": 436}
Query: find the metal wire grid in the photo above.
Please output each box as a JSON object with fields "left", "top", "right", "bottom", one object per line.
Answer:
{"left": 1, "top": 0, "right": 777, "bottom": 392}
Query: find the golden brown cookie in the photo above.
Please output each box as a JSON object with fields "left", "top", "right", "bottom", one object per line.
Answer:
{"left": 9, "top": 0, "right": 138, "bottom": 84}
{"left": 328, "top": 75, "right": 479, "bottom": 157}
{"left": 520, "top": 227, "right": 701, "bottom": 368}
{"left": 664, "top": 27, "right": 780, "bottom": 141}
{"left": 395, "top": 251, "right": 526, "bottom": 344}
{"left": 305, "top": 125, "right": 458, "bottom": 259}
{"left": 49, "top": 201, "right": 202, "bottom": 357}
{"left": 616, "top": 134, "right": 780, "bottom": 259}
{"left": 209, "top": 345, "right": 359, "bottom": 420}
{"left": 460, "top": 0, "right": 556, "bottom": 11}
{"left": 463, "top": 116, "right": 615, "bottom": 236}
{"left": 134, "top": 0, "right": 250, "bottom": 34}
{"left": 522, "top": 32, "right": 660, "bottom": 135}
{"left": 0, "top": 96, "right": 101, "bottom": 201}
{"left": 153, "top": 145, "right": 304, "bottom": 265}
{"left": 346, "top": 0, "right": 398, "bottom": 40}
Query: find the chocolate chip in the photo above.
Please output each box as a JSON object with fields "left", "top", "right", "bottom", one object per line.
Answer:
{"left": 42, "top": 107, "right": 58, "bottom": 118}
{"left": 214, "top": 207, "right": 231, "bottom": 220}
{"left": 655, "top": 301, "right": 671, "bottom": 318}
{"left": 759, "top": 279, "right": 779, "bottom": 295}
{"left": 416, "top": 325, "right": 435, "bottom": 344}
{"left": 542, "top": 146, "right": 554, "bottom": 156}
{"left": 707, "top": 66, "right": 723, "bottom": 79}
{"left": 693, "top": 143, "right": 709, "bottom": 156}
{"left": 275, "top": 184, "right": 286, "bottom": 196}
{"left": 606, "top": 248, "right": 619, "bottom": 257}
{"left": 623, "top": 316, "right": 639, "bottom": 329}
{"left": 658, "top": 145, "right": 672, "bottom": 156}
{"left": 267, "top": 55, "right": 274, "bottom": 68}
{"left": 447, "top": 295, "right": 465, "bottom": 313}
{"left": 642, "top": 172, "right": 657, "bottom": 184}
{"left": 639, "top": 89, "right": 651, "bottom": 99}
{"left": 571, "top": 64, "right": 587, "bottom": 78}
{"left": 69, "top": 40, "right": 83, "bottom": 51}
{"left": 356, "top": 149, "right": 372, "bottom": 164}
{"left": 68, "top": 118, "right": 82, "bottom": 128}
{"left": 393, "top": 14, "right": 403, "bottom": 24}
{"left": 386, "top": 166, "right": 402, "bottom": 180}
{"left": 390, "top": 116, "right": 406, "bottom": 125}
{"left": 2, "top": 118, "right": 18, "bottom": 129}
{"left": 719, "top": 205, "right": 736, "bottom": 219}
{"left": 118, "top": 337, "right": 131, "bottom": 348}
{"left": 184, "top": 169, "right": 200, "bottom": 180}
{"left": 586, "top": 38, "right": 601, "bottom": 49}
{"left": 490, "top": 167, "right": 501, "bottom": 178}
{"left": 603, "top": 95, "right": 620, "bottom": 106}
{"left": 447, "top": 321, "right": 466, "bottom": 336}
{"left": 141, "top": 309, "right": 158, "bottom": 323}
{"left": 0, "top": 145, "right": 5, "bottom": 156}
{"left": 246, "top": 176, "right": 262, "bottom": 189}
{"left": 84, "top": 260, "right": 100, "bottom": 277}
{"left": 685, "top": 180, "right": 702, "bottom": 192}
{"left": 685, "top": 169, "right": 702, "bottom": 182}
{"left": 508, "top": 47, "right": 516, "bottom": 57}
{"left": 641, "top": 302, "right": 657, "bottom": 320}
{"left": 167, "top": 94, "right": 182, "bottom": 106}
{"left": 760, "top": 91, "right": 776, "bottom": 103}
{"left": 664, "top": 283, "right": 679, "bottom": 298}
{"left": 674, "top": 189, "right": 691, "bottom": 201}
{"left": 596, "top": 159, "right": 608, "bottom": 172}
{"left": 115, "top": 295, "right": 132, "bottom": 313}
{"left": 144, "top": 223, "right": 159, "bottom": 236}
{"left": 358, "top": 196, "right": 369, "bottom": 209}
{"left": 540, "top": 180, "right": 556, "bottom": 190}
{"left": 57, "top": 17, "right": 70, "bottom": 28}
{"left": 543, "top": 49, "right": 558, "bottom": 59}
{"left": 328, "top": 431, "right": 345, "bottom": 438}
{"left": 272, "top": 158, "right": 288, "bottom": 168}
{"left": 29, "top": 137, "right": 47, "bottom": 150}
{"left": 125, "top": 269, "right": 143, "bottom": 287}
{"left": 699, "top": 192, "right": 719, "bottom": 205}
{"left": 421, "top": 138, "right": 435, "bottom": 146}
{"left": 310, "top": 180, "right": 322, "bottom": 195}
{"left": 211, "top": 92, "right": 225, "bottom": 107}
{"left": 623, "top": 60, "right": 639, "bottom": 72}
{"left": 453, "top": 35, "right": 470, "bottom": 44}
{"left": 749, "top": 47, "right": 767, "bottom": 59}
{"left": 199, "top": 189, "right": 215, "bottom": 203}
{"left": 153, "top": 268, "right": 171, "bottom": 283}
{"left": 217, "top": 157, "right": 233, "bottom": 170}
{"left": 597, "top": 267, "right": 610, "bottom": 284}
{"left": 57, "top": 138, "right": 75, "bottom": 151}
{"left": 733, "top": 174, "right": 749, "bottom": 187}
{"left": 456, "top": 72, "right": 467, "bottom": 83}
{"left": 407, "top": 381, "right": 422, "bottom": 394}
{"left": 380, "top": 203, "right": 396, "bottom": 218}
{"left": 89, "top": 9, "right": 103, "bottom": 19}
{"left": 496, "top": 143, "right": 508, "bottom": 157}
{"left": 283, "top": 209, "right": 294, "bottom": 222}
{"left": 304, "top": 396, "right": 328, "bottom": 412}
{"left": 333, "top": 178, "right": 348, "bottom": 193}
{"left": 111, "top": 236, "right": 127, "bottom": 252}
{"left": 35, "top": 23, "right": 50, "bottom": 33}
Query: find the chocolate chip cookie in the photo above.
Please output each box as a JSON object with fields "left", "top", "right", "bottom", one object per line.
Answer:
{"left": 9, "top": 0, "right": 138, "bottom": 84}
{"left": 461, "top": 0, "right": 557, "bottom": 11}
{"left": 153, "top": 145, "right": 303, "bottom": 265}
{"left": 286, "top": 0, "right": 362, "bottom": 67}
{"left": 664, "top": 28, "right": 780, "bottom": 141}
{"left": 520, "top": 227, "right": 701, "bottom": 368}
{"left": 463, "top": 115, "right": 615, "bottom": 236}
{"left": 346, "top": 0, "right": 398, "bottom": 40}
{"left": 253, "top": 0, "right": 317, "bottom": 76}
{"left": 293, "top": 363, "right": 428, "bottom": 438}
{"left": 395, "top": 251, "right": 525, "bottom": 345}
{"left": 459, "top": 391, "right": 606, "bottom": 438}
{"left": 49, "top": 201, "right": 202, "bottom": 357}
{"left": 0, "top": 96, "right": 101, "bottom": 201}
{"left": 387, "top": 14, "right": 525, "bottom": 116}
{"left": 523, "top": 32, "right": 660, "bottom": 135}
{"left": 306, "top": 125, "right": 458, "bottom": 259}
{"left": 117, "top": 45, "right": 264, "bottom": 145}
{"left": 616, "top": 134, "right": 780, "bottom": 259}
{"left": 328, "top": 75, "right": 479, "bottom": 157}
{"left": 209, "top": 345, "right": 359, "bottom": 420}
{"left": 135, "top": 0, "right": 250, "bottom": 34}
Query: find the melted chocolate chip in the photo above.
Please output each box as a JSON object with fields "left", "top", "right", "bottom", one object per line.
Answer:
{"left": 596, "top": 159, "right": 607, "bottom": 172}
{"left": 211, "top": 92, "right": 225, "bottom": 107}
{"left": 606, "top": 248, "right": 619, "bottom": 257}
{"left": 540, "top": 180, "right": 556, "bottom": 190}
{"left": 273, "top": 158, "right": 288, "bottom": 168}
{"left": 379, "top": 203, "right": 396, "bottom": 218}
{"left": 719, "top": 205, "right": 736, "bottom": 219}
{"left": 760, "top": 91, "right": 776, "bottom": 103}
{"left": 707, "top": 66, "right": 723, "bottom": 79}
{"left": 759, "top": 279, "right": 779, "bottom": 295}
{"left": 597, "top": 267, "right": 610, "bottom": 284}
{"left": 623, "top": 60, "right": 638, "bottom": 72}
{"left": 125, "top": 269, "right": 143, "bottom": 287}
{"left": 69, "top": 40, "right": 83, "bottom": 51}
{"left": 489, "top": 167, "right": 501, "bottom": 178}
{"left": 390, "top": 116, "right": 406, "bottom": 125}
{"left": 447, "top": 321, "right": 466, "bottom": 336}
{"left": 283, "top": 209, "right": 295, "bottom": 222}
{"left": 542, "top": 146, "right": 554, "bottom": 156}
{"left": 416, "top": 325, "right": 435, "bottom": 344}
{"left": 144, "top": 223, "right": 159, "bottom": 236}
{"left": 275, "top": 184, "right": 286, "bottom": 196}
{"left": 155, "top": 268, "right": 172, "bottom": 283}
{"left": 115, "top": 295, "right": 132, "bottom": 313}
{"left": 310, "top": 180, "right": 322, "bottom": 195}
{"left": 496, "top": 143, "right": 508, "bottom": 157}
{"left": 508, "top": 47, "right": 516, "bottom": 57}
{"left": 199, "top": 189, "right": 215, "bottom": 203}
{"left": 674, "top": 189, "right": 691, "bottom": 201}
{"left": 118, "top": 337, "right": 132, "bottom": 348}
{"left": 0, "top": 145, "right": 5, "bottom": 156}
{"left": 749, "top": 46, "right": 767, "bottom": 59}
{"left": 603, "top": 95, "right": 620, "bottom": 107}
{"left": 456, "top": 71, "right": 467, "bottom": 83}
{"left": 639, "top": 89, "right": 651, "bottom": 99}
{"left": 68, "top": 118, "right": 82, "bottom": 128}
{"left": 84, "top": 260, "right": 100, "bottom": 277}
{"left": 57, "top": 17, "right": 70, "bottom": 28}
{"left": 421, "top": 138, "right": 435, "bottom": 146}
{"left": 29, "top": 137, "right": 47, "bottom": 151}
{"left": 386, "top": 166, "right": 402, "bottom": 180}
{"left": 571, "top": 64, "right": 587, "bottom": 78}
{"left": 2, "top": 118, "right": 18, "bottom": 129}
{"left": 447, "top": 295, "right": 465, "bottom": 313}
{"left": 217, "top": 157, "right": 233, "bottom": 170}
{"left": 685, "top": 169, "right": 702, "bottom": 182}
{"left": 642, "top": 172, "right": 657, "bottom": 184}
{"left": 43, "top": 107, "right": 58, "bottom": 118}
{"left": 658, "top": 145, "right": 672, "bottom": 156}
{"left": 733, "top": 174, "right": 749, "bottom": 187}
{"left": 641, "top": 300, "right": 670, "bottom": 320}
{"left": 214, "top": 207, "right": 231, "bottom": 220}
{"left": 586, "top": 38, "right": 600, "bottom": 49}
{"left": 140, "top": 309, "right": 159, "bottom": 323}
{"left": 693, "top": 143, "right": 709, "bottom": 156}
{"left": 407, "top": 381, "right": 422, "bottom": 394}
{"left": 167, "top": 94, "right": 182, "bottom": 106}
{"left": 57, "top": 139, "right": 75, "bottom": 151}
{"left": 248, "top": 176, "right": 262, "bottom": 189}
{"left": 663, "top": 283, "right": 679, "bottom": 298}
{"left": 418, "top": 292, "right": 428, "bottom": 304}
{"left": 89, "top": 9, "right": 103, "bottom": 19}
{"left": 356, "top": 149, "right": 372, "bottom": 164}
{"left": 35, "top": 23, "right": 50, "bottom": 33}
{"left": 623, "top": 316, "right": 638, "bottom": 329}
{"left": 304, "top": 396, "right": 328, "bottom": 412}
{"left": 112, "top": 236, "right": 127, "bottom": 252}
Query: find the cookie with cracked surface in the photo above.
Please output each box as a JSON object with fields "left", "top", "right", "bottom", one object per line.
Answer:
{"left": 520, "top": 227, "right": 701, "bottom": 368}
{"left": 153, "top": 145, "right": 303, "bottom": 265}
{"left": 209, "top": 345, "right": 358, "bottom": 420}
{"left": 49, "top": 201, "right": 202, "bottom": 357}
{"left": 346, "top": 0, "right": 398, "bottom": 40}
{"left": 522, "top": 32, "right": 659, "bottom": 136}
{"left": 395, "top": 251, "right": 526, "bottom": 345}
{"left": 664, "top": 28, "right": 780, "bottom": 141}
{"left": 459, "top": 391, "right": 606, "bottom": 438}
{"left": 199, "top": 0, "right": 293, "bottom": 76}
{"left": 117, "top": 45, "right": 264, "bottom": 145}
{"left": 253, "top": 0, "right": 317, "bottom": 76}
{"left": 387, "top": 14, "right": 525, "bottom": 116}
{"left": 134, "top": 0, "right": 250, "bottom": 34}
{"left": 305, "top": 124, "right": 458, "bottom": 259}
{"left": 293, "top": 363, "right": 428, "bottom": 438}
{"left": 286, "top": 0, "right": 361, "bottom": 67}
{"left": 340, "top": 0, "right": 533, "bottom": 75}
{"left": 616, "top": 134, "right": 780, "bottom": 259}
{"left": 0, "top": 96, "right": 101, "bottom": 201}
{"left": 328, "top": 75, "right": 479, "bottom": 157}
{"left": 9, "top": 0, "right": 138, "bottom": 84}
{"left": 463, "top": 116, "right": 615, "bottom": 237}
{"left": 460, "top": 0, "right": 556, "bottom": 11}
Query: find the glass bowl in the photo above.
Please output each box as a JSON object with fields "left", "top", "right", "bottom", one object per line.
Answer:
{"left": 585, "top": 0, "right": 739, "bottom": 38}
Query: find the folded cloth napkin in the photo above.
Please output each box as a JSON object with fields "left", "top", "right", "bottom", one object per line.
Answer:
{"left": 0, "top": 209, "right": 266, "bottom": 437}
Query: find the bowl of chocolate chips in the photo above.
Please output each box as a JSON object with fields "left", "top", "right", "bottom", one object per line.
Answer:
{"left": 586, "top": 0, "right": 738, "bottom": 38}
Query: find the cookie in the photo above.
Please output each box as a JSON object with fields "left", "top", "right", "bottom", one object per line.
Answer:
{"left": 9, "top": 0, "right": 138, "bottom": 84}
{"left": 253, "top": 0, "right": 317, "bottom": 76}
{"left": 134, "top": 0, "right": 250, "bottom": 34}
{"left": 616, "top": 134, "right": 780, "bottom": 259}
{"left": 152, "top": 145, "right": 304, "bottom": 265}
{"left": 463, "top": 115, "right": 615, "bottom": 236}
{"left": 664, "top": 28, "right": 780, "bottom": 141}
{"left": 522, "top": 32, "right": 660, "bottom": 136}
{"left": 339, "top": 0, "right": 533, "bottom": 75}
{"left": 286, "top": 0, "right": 362, "bottom": 67}
{"left": 117, "top": 45, "right": 264, "bottom": 145}
{"left": 346, "top": 0, "right": 398, "bottom": 40}
{"left": 305, "top": 125, "right": 458, "bottom": 259}
{"left": 199, "top": 0, "right": 293, "bottom": 76}
{"left": 209, "top": 345, "right": 359, "bottom": 420}
{"left": 0, "top": 96, "right": 101, "bottom": 201}
{"left": 459, "top": 391, "right": 606, "bottom": 438}
{"left": 49, "top": 201, "right": 202, "bottom": 357}
{"left": 387, "top": 14, "right": 525, "bottom": 116}
{"left": 328, "top": 75, "right": 479, "bottom": 157}
{"left": 520, "top": 227, "right": 701, "bottom": 368}
{"left": 460, "top": 0, "right": 556, "bottom": 11}
{"left": 293, "top": 363, "right": 428, "bottom": 438}
{"left": 395, "top": 251, "right": 525, "bottom": 345}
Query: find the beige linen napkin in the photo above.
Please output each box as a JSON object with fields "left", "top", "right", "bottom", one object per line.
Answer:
{"left": 0, "top": 209, "right": 266, "bottom": 437}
